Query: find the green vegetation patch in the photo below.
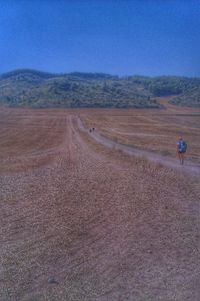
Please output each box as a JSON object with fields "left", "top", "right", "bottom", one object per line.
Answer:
{"left": 0, "top": 69, "right": 199, "bottom": 108}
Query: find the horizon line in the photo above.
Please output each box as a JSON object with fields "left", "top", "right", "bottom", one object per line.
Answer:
{"left": 0, "top": 68, "right": 200, "bottom": 79}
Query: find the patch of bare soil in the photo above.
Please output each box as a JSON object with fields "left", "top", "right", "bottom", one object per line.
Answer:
{"left": 0, "top": 108, "right": 199, "bottom": 301}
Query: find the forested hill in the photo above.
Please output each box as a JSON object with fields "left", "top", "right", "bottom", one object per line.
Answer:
{"left": 0, "top": 69, "right": 199, "bottom": 108}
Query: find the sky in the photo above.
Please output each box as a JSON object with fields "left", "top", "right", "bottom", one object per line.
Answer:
{"left": 0, "top": 0, "right": 200, "bottom": 77}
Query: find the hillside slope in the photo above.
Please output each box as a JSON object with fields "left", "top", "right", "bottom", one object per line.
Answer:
{"left": 0, "top": 69, "right": 199, "bottom": 108}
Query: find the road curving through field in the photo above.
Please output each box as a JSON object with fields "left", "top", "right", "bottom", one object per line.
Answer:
{"left": 76, "top": 116, "right": 200, "bottom": 176}
{"left": 1, "top": 109, "right": 200, "bottom": 301}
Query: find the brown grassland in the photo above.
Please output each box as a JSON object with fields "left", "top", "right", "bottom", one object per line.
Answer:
{"left": 0, "top": 99, "right": 200, "bottom": 301}
{"left": 81, "top": 98, "right": 200, "bottom": 163}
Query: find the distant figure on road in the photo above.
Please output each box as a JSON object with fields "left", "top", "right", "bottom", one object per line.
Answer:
{"left": 176, "top": 137, "right": 187, "bottom": 165}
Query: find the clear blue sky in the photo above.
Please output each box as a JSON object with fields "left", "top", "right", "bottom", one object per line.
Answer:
{"left": 0, "top": 0, "right": 200, "bottom": 76}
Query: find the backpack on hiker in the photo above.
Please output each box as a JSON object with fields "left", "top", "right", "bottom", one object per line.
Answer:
{"left": 178, "top": 140, "right": 187, "bottom": 153}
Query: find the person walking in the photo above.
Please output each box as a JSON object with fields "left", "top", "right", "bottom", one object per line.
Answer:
{"left": 176, "top": 137, "right": 187, "bottom": 165}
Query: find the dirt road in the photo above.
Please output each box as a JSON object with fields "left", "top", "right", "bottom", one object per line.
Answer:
{"left": 1, "top": 110, "right": 199, "bottom": 301}
{"left": 77, "top": 116, "right": 200, "bottom": 175}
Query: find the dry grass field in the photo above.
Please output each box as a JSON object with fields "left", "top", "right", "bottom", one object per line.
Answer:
{"left": 0, "top": 102, "right": 200, "bottom": 301}
{"left": 81, "top": 98, "right": 200, "bottom": 163}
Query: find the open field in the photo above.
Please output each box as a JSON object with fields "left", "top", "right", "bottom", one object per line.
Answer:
{"left": 81, "top": 98, "right": 200, "bottom": 163}
{"left": 0, "top": 104, "right": 200, "bottom": 301}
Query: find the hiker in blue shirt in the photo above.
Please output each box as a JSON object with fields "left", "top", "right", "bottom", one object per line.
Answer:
{"left": 176, "top": 137, "right": 187, "bottom": 165}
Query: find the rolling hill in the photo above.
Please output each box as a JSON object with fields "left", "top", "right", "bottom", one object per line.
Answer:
{"left": 0, "top": 69, "right": 199, "bottom": 108}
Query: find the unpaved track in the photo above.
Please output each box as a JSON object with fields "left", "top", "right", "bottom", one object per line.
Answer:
{"left": 0, "top": 111, "right": 199, "bottom": 301}
{"left": 76, "top": 116, "right": 200, "bottom": 175}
